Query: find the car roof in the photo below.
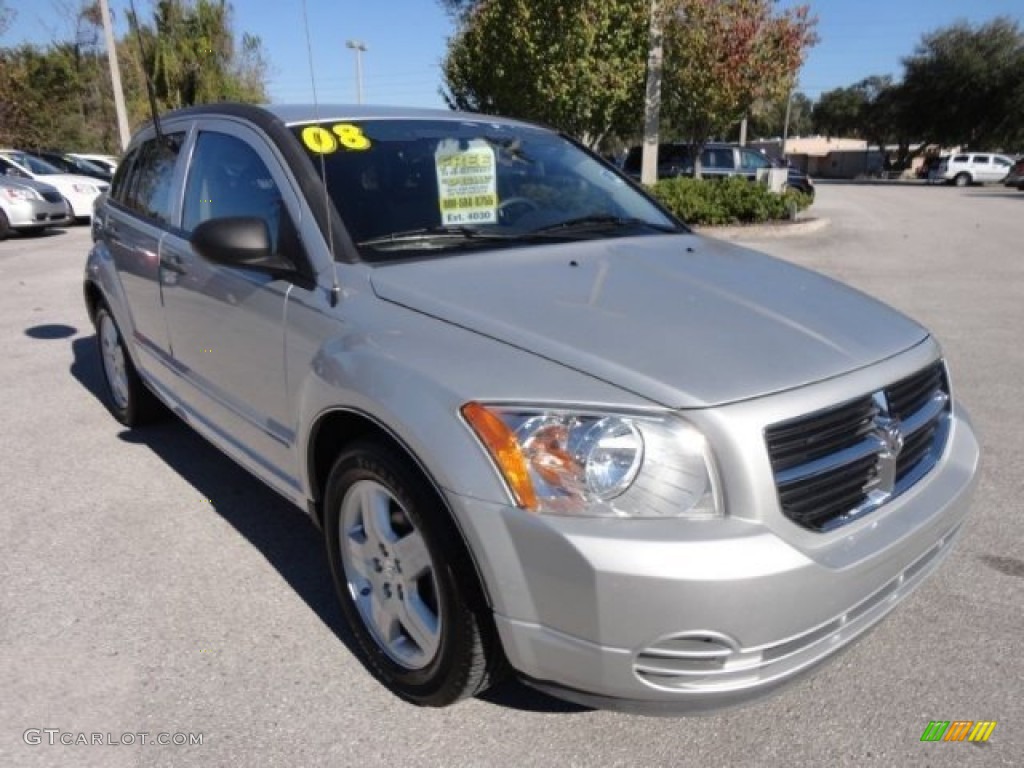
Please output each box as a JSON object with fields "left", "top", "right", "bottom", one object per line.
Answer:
{"left": 154, "top": 102, "right": 544, "bottom": 132}
{"left": 265, "top": 103, "right": 538, "bottom": 127}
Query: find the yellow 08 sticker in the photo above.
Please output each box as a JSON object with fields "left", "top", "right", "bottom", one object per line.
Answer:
{"left": 301, "top": 123, "right": 371, "bottom": 154}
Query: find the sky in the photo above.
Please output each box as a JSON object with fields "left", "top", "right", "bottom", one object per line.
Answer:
{"left": 4, "top": 0, "right": 1024, "bottom": 108}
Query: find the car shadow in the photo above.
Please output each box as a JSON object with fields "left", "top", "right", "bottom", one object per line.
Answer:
{"left": 68, "top": 337, "right": 358, "bottom": 647}
{"left": 25, "top": 323, "right": 78, "bottom": 339}
{"left": 965, "top": 191, "right": 1024, "bottom": 199}
{"left": 68, "top": 334, "right": 584, "bottom": 714}
{"left": 6, "top": 227, "right": 71, "bottom": 239}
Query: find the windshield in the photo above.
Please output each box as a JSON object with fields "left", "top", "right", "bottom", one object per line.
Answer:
{"left": 4, "top": 151, "right": 62, "bottom": 175}
{"left": 290, "top": 119, "right": 681, "bottom": 260}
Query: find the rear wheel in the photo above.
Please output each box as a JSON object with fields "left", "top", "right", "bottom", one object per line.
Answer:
{"left": 0, "top": 209, "right": 9, "bottom": 241}
{"left": 324, "top": 439, "right": 506, "bottom": 706}
{"left": 95, "top": 304, "right": 163, "bottom": 426}
{"left": 954, "top": 172, "right": 971, "bottom": 187}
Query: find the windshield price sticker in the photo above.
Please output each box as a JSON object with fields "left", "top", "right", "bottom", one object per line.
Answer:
{"left": 300, "top": 123, "right": 372, "bottom": 154}
{"left": 434, "top": 141, "right": 498, "bottom": 225}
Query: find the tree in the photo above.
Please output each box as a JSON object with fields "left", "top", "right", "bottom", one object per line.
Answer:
{"left": 811, "top": 76, "right": 924, "bottom": 170}
{"left": 660, "top": 0, "right": 817, "bottom": 176}
{"left": 0, "top": 0, "right": 269, "bottom": 150}
{"left": 900, "top": 17, "right": 1024, "bottom": 150}
{"left": 443, "top": 0, "right": 649, "bottom": 148}
{"left": 437, "top": 0, "right": 479, "bottom": 17}
{"left": 742, "top": 90, "right": 812, "bottom": 140}
{"left": 0, "top": 1, "right": 14, "bottom": 37}
{"left": 812, "top": 85, "right": 865, "bottom": 138}
{"left": 126, "top": 0, "right": 268, "bottom": 112}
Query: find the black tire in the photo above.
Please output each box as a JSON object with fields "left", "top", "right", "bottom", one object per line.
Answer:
{"left": 0, "top": 209, "right": 9, "bottom": 241}
{"left": 94, "top": 304, "right": 163, "bottom": 426}
{"left": 324, "top": 439, "right": 506, "bottom": 706}
{"left": 954, "top": 173, "right": 971, "bottom": 187}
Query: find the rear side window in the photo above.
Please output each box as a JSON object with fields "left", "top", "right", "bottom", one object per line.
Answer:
{"left": 121, "top": 133, "right": 185, "bottom": 224}
{"left": 108, "top": 147, "right": 139, "bottom": 204}
{"left": 953, "top": 155, "right": 968, "bottom": 163}
{"left": 972, "top": 155, "right": 990, "bottom": 164}
{"left": 702, "top": 148, "right": 735, "bottom": 169}
{"left": 741, "top": 150, "right": 771, "bottom": 170}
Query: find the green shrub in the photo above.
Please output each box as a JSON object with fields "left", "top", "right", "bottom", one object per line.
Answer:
{"left": 649, "top": 176, "right": 811, "bottom": 226}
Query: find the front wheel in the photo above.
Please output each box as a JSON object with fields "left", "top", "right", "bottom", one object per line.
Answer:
{"left": 324, "top": 439, "right": 505, "bottom": 706}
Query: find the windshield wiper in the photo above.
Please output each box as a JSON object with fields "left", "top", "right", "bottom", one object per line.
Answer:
{"left": 357, "top": 225, "right": 516, "bottom": 247}
{"left": 531, "top": 215, "right": 680, "bottom": 235}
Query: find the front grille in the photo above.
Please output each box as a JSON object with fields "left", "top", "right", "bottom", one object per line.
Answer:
{"left": 765, "top": 361, "right": 951, "bottom": 532}
{"left": 40, "top": 189, "right": 63, "bottom": 203}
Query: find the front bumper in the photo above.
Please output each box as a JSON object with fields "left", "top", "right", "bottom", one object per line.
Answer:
{"left": 3, "top": 198, "right": 72, "bottom": 229}
{"left": 452, "top": 404, "right": 978, "bottom": 712}
{"left": 63, "top": 189, "right": 101, "bottom": 220}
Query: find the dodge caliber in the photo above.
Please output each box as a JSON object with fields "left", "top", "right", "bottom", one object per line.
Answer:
{"left": 84, "top": 104, "right": 979, "bottom": 712}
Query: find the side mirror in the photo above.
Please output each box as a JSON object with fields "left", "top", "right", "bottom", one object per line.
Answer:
{"left": 191, "top": 216, "right": 290, "bottom": 272}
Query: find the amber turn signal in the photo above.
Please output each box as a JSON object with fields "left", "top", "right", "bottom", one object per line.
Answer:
{"left": 461, "top": 402, "right": 538, "bottom": 510}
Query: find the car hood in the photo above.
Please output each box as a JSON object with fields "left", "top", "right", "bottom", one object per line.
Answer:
{"left": 32, "top": 173, "right": 104, "bottom": 191}
{"left": 0, "top": 175, "right": 61, "bottom": 196}
{"left": 369, "top": 234, "right": 929, "bottom": 408}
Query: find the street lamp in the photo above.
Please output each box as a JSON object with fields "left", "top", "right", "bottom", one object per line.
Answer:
{"left": 345, "top": 40, "right": 367, "bottom": 104}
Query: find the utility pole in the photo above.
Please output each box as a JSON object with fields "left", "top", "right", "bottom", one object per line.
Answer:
{"left": 345, "top": 40, "right": 367, "bottom": 104}
{"left": 781, "top": 85, "right": 795, "bottom": 159}
{"left": 99, "top": 0, "right": 130, "bottom": 151}
{"left": 640, "top": 0, "right": 663, "bottom": 186}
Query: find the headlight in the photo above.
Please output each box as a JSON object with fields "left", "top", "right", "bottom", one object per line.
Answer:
{"left": 462, "top": 403, "right": 720, "bottom": 518}
{"left": 2, "top": 187, "right": 40, "bottom": 201}
{"left": 71, "top": 183, "right": 97, "bottom": 194}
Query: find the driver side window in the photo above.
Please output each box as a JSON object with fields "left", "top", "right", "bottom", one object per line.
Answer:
{"left": 182, "top": 132, "right": 284, "bottom": 252}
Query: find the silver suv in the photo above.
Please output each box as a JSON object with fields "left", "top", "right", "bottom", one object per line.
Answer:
{"left": 84, "top": 103, "right": 978, "bottom": 712}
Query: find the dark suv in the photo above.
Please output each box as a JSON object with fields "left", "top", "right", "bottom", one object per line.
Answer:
{"left": 623, "top": 143, "right": 814, "bottom": 199}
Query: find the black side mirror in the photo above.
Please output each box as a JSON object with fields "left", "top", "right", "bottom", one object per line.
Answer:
{"left": 191, "top": 216, "right": 290, "bottom": 272}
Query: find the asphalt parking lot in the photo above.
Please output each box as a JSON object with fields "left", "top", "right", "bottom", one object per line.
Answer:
{"left": 1, "top": 184, "right": 1021, "bottom": 767}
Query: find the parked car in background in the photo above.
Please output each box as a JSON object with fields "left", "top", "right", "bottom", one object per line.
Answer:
{"left": 937, "top": 153, "right": 1014, "bottom": 186}
{"left": 85, "top": 103, "right": 976, "bottom": 712}
{"left": 26, "top": 150, "right": 113, "bottom": 182}
{"left": 68, "top": 153, "right": 119, "bottom": 174}
{"left": 0, "top": 150, "right": 108, "bottom": 220}
{"left": 623, "top": 143, "right": 814, "bottom": 199}
{"left": 0, "top": 174, "right": 72, "bottom": 239}
{"left": 1003, "top": 157, "right": 1024, "bottom": 190}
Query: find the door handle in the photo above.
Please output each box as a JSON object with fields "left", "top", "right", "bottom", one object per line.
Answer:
{"left": 161, "top": 254, "right": 187, "bottom": 275}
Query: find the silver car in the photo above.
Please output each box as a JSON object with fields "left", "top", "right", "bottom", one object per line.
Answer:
{"left": 0, "top": 173, "right": 72, "bottom": 238}
{"left": 84, "top": 104, "right": 978, "bottom": 712}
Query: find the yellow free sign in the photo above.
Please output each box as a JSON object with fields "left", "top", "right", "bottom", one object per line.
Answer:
{"left": 435, "top": 144, "right": 498, "bottom": 225}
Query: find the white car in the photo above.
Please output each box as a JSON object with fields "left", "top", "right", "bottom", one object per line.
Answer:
{"left": 0, "top": 150, "right": 108, "bottom": 221}
{"left": 68, "top": 153, "right": 119, "bottom": 174}
{"left": 0, "top": 175, "right": 72, "bottom": 239}
{"left": 938, "top": 153, "right": 1014, "bottom": 186}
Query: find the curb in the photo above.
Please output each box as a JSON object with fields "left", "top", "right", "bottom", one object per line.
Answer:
{"left": 694, "top": 217, "right": 829, "bottom": 241}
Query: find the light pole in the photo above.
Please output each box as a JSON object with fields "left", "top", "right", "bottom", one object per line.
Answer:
{"left": 345, "top": 40, "right": 367, "bottom": 104}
